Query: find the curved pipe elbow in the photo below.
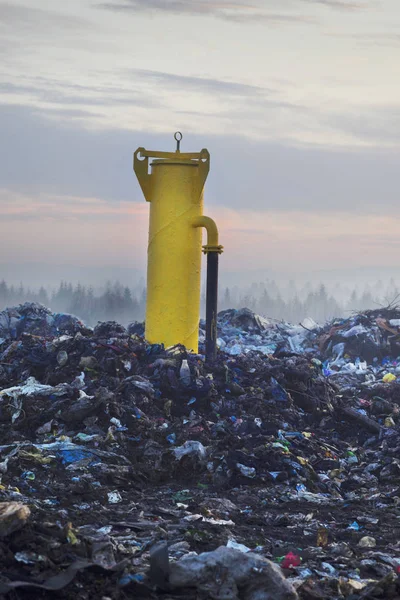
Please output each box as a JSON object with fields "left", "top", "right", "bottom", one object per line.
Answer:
{"left": 192, "top": 216, "right": 223, "bottom": 254}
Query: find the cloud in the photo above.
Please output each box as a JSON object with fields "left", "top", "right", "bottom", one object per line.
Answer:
{"left": 221, "top": 12, "right": 316, "bottom": 23}
{"left": 5, "top": 69, "right": 270, "bottom": 107}
{"left": 97, "top": 0, "right": 316, "bottom": 24}
{"left": 1, "top": 103, "right": 400, "bottom": 217}
{"left": 34, "top": 107, "right": 105, "bottom": 120}
{"left": 0, "top": 2, "right": 92, "bottom": 63}
{"left": 129, "top": 69, "right": 269, "bottom": 97}
{"left": 3, "top": 182, "right": 400, "bottom": 276}
{"left": 330, "top": 32, "right": 400, "bottom": 47}
{"left": 0, "top": 79, "right": 164, "bottom": 115}
{"left": 0, "top": 187, "right": 148, "bottom": 269}
{"left": 301, "top": 0, "right": 369, "bottom": 10}
{"left": 99, "top": 0, "right": 255, "bottom": 14}
{"left": 0, "top": 2, "right": 88, "bottom": 32}
{"left": 0, "top": 189, "right": 139, "bottom": 224}
{"left": 329, "top": 106, "right": 400, "bottom": 144}
{"left": 0, "top": 69, "right": 279, "bottom": 129}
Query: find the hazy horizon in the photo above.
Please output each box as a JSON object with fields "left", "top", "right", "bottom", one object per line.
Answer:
{"left": 1, "top": 270, "right": 399, "bottom": 328}
{"left": 3, "top": 261, "right": 400, "bottom": 293}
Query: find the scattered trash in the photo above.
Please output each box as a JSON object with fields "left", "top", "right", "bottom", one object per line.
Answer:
{"left": 173, "top": 440, "right": 207, "bottom": 461}
{"left": 179, "top": 358, "right": 191, "bottom": 386}
{"left": 281, "top": 552, "right": 301, "bottom": 569}
{"left": 237, "top": 463, "right": 256, "bottom": 478}
{"left": 226, "top": 539, "right": 251, "bottom": 553}
{"left": 168, "top": 546, "right": 298, "bottom": 600}
{"left": 0, "top": 502, "right": 30, "bottom": 538}
{"left": 383, "top": 373, "right": 396, "bottom": 383}
{"left": 317, "top": 526, "right": 328, "bottom": 547}
{"left": 358, "top": 536, "right": 377, "bottom": 548}
{"left": 0, "top": 302, "right": 400, "bottom": 597}
{"left": 107, "top": 491, "right": 122, "bottom": 504}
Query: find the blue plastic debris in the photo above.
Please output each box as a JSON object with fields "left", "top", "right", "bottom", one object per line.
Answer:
{"left": 58, "top": 448, "right": 95, "bottom": 464}
{"left": 348, "top": 521, "right": 361, "bottom": 531}
{"left": 146, "top": 344, "right": 163, "bottom": 355}
{"left": 42, "top": 498, "right": 60, "bottom": 506}
{"left": 278, "top": 430, "right": 304, "bottom": 440}
{"left": 270, "top": 377, "right": 289, "bottom": 401}
{"left": 119, "top": 573, "right": 145, "bottom": 586}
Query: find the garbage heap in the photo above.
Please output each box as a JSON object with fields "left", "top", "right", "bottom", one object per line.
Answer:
{"left": 216, "top": 307, "right": 400, "bottom": 422}
{"left": 0, "top": 304, "right": 400, "bottom": 599}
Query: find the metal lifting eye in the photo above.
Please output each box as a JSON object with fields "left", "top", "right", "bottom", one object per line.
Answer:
{"left": 174, "top": 131, "right": 183, "bottom": 152}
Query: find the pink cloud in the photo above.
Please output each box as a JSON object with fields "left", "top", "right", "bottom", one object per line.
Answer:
{"left": 0, "top": 189, "right": 398, "bottom": 272}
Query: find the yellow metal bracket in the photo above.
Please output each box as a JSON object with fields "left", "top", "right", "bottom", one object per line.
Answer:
{"left": 133, "top": 146, "right": 210, "bottom": 203}
{"left": 133, "top": 147, "right": 152, "bottom": 202}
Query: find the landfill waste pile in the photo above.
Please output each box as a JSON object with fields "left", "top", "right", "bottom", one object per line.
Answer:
{"left": 216, "top": 305, "right": 400, "bottom": 379}
{"left": 1, "top": 304, "right": 400, "bottom": 598}
{"left": 215, "top": 307, "right": 311, "bottom": 356}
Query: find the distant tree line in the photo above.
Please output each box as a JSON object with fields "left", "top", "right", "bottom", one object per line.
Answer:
{"left": 0, "top": 280, "right": 144, "bottom": 326}
{"left": 0, "top": 278, "right": 397, "bottom": 326}
{"left": 218, "top": 282, "right": 377, "bottom": 324}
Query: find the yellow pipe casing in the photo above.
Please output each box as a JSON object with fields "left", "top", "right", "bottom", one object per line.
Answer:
{"left": 134, "top": 146, "right": 212, "bottom": 352}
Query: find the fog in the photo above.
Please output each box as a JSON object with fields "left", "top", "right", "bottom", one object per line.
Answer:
{"left": 1, "top": 270, "right": 400, "bottom": 327}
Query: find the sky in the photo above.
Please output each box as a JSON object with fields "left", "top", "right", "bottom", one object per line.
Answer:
{"left": 1, "top": 0, "right": 400, "bottom": 286}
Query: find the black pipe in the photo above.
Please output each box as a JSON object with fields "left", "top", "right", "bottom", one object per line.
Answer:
{"left": 205, "top": 250, "right": 219, "bottom": 363}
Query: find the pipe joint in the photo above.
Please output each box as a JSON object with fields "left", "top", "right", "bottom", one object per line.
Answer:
{"left": 192, "top": 216, "right": 224, "bottom": 254}
{"left": 202, "top": 245, "right": 224, "bottom": 255}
